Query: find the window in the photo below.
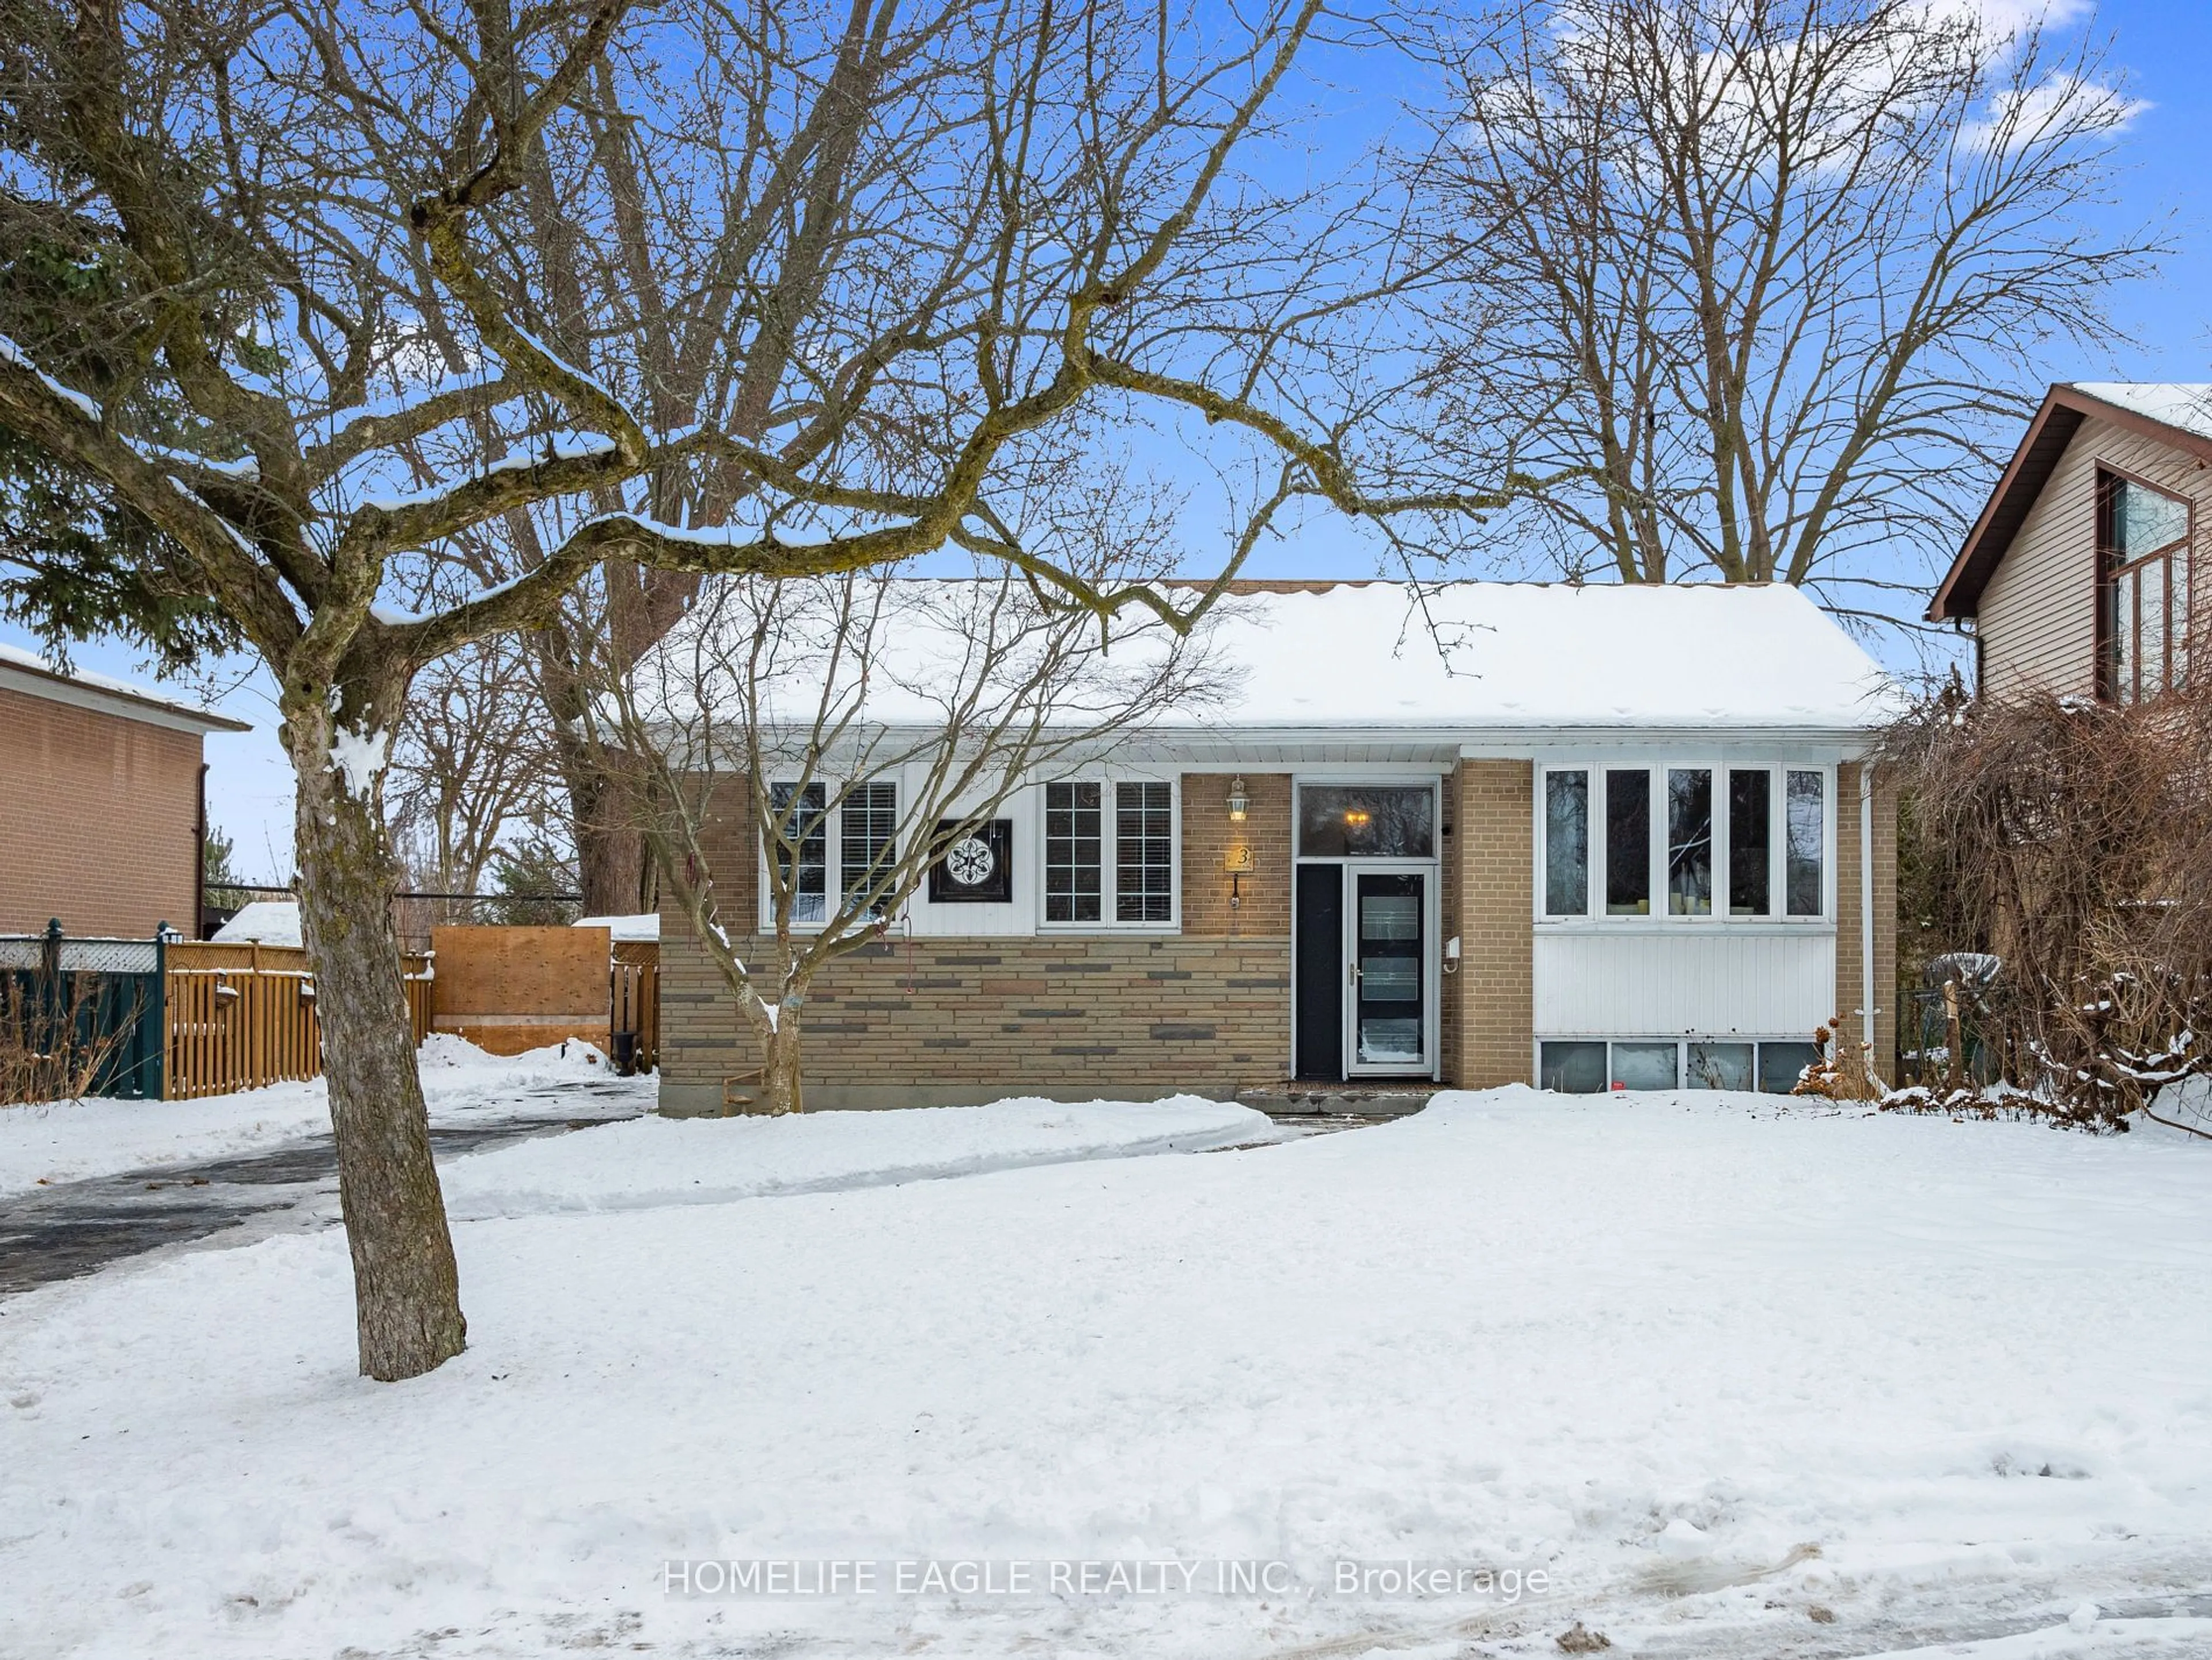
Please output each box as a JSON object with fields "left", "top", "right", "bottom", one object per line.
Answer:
{"left": 2100, "top": 470, "right": 2192, "bottom": 704}
{"left": 1785, "top": 771, "right": 1824, "bottom": 917}
{"left": 1539, "top": 763, "right": 1827, "bottom": 924}
{"left": 1604, "top": 770, "right": 1650, "bottom": 915}
{"left": 1296, "top": 786, "right": 1434, "bottom": 858}
{"left": 767, "top": 781, "right": 828, "bottom": 923}
{"left": 1611, "top": 1041, "right": 1680, "bottom": 1090}
{"left": 1687, "top": 1041, "right": 1753, "bottom": 1090}
{"left": 1040, "top": 776, "right": 1177, "bottom": 928}
{"left": 840, "top": 782, "right": 897, "bottom": 919}
{"left": 1666, "top": 769, "right": 1712, "bottom": 916}
{"left": 1541, "top": 1037, "right": 1821, "bottom": 1094}
{"left": 1544, "top": 771, "right": 1589, "bottom": 916}
{"left": 1116, "top": 782, "right": 1173, "bottom": 922}
{"left": 1727, "top": 770, "right": 1770, "bottom": 916}
{"left": 1758, "top": 1041, "right": 1822, "bottom": 1094}
{"left": 1044, "top": 782, "right": 1103, "bottom": 923}
{"left": 1539, "top": 1041, "right": 1607, "bottom": 1093}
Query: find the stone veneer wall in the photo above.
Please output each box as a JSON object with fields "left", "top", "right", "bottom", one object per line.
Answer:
{"left": 1453, "top": 759, "right": 1535, "bottom": 1089}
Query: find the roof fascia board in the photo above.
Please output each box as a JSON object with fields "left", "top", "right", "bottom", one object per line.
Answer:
{"left": 0, "top": 661, "right": 250, "bottom": 735}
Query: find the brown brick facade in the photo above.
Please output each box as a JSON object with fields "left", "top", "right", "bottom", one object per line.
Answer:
{"left": 0, "top": 683, "right": 209, "bottom": 938}
{"left": 1452, "top": 759, "right": 1535, "bottom": 1089}
{"left": 659, "top": 930, "right": 1291, "bottom": 1112}
{"left": 1179, "top": 771, "right": 1291, "bottom": 938}
{"left": 1833, "top": 761, "right": 1900, "bottom": 1076}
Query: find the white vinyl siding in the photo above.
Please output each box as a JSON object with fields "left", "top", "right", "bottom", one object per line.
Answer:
{"left": 1531, "top": 930, "right": 1836, "bottom": 1039}
{"left": 1980, "top": 416, "right": 2210, "bottom": 700}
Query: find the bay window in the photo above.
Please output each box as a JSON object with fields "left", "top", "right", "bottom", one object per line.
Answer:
{"left": 1604, "top": 768, "right": 1650, "bottom": 916}
{"left": 1540, "top": 762, "right": 1830, "bottom": 922}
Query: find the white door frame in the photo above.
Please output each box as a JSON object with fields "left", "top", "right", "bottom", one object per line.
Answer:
{"left": 1341, "top": 858, "right": 1441, "bottom": 1080}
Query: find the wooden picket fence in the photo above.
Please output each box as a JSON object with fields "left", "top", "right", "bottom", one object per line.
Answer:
{"left": 163, "top": 940, "right": 434, "bottom": 1101}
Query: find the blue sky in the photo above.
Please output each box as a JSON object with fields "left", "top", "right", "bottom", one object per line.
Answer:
{"left": 10, "top": 0, "right": 2208, "bottom": 886}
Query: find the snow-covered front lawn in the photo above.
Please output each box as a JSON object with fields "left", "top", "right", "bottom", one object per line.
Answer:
{"left": 4, "top": 1087, "right": 2210, "bottom": 1659}
{"left": 0, "top": 1035, "right": 626, "bottom": 1195}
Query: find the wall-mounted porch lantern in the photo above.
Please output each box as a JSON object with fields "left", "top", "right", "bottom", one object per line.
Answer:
{"left": 1226, "top": 775, "right": 1249, "bottom": 823}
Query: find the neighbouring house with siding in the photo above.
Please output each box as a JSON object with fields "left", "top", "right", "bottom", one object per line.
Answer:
{"left": 1929, "top": 383, "right": 2211, "bottom": 700}
{"left": 655, "top": 580, "right": 1898, "bottom": 1110}
{"left": 0, "top": 644, "right": 248, "bottom": 938}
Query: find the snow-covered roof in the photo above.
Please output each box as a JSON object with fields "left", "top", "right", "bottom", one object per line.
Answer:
{"left": 2065, "top": 382, "right": 2212, "bottom": 442}
{"left": 574, "top": 914, "right": 660, "bottom": 942}
{"left": 1179, "top": 581, "right": 1892, "bottom": 733}
{"left": 646, "top": 578, "right": 1892, "bottom": 743}
{"left": 0, "top": 642, "right": 251, "bottom": 734}
{"left": 212, "top": 900, "right": 301, "bottom": 947}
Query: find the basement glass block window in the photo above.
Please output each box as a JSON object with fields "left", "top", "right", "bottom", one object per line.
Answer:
{"left": 1297, "top": 786, "right": 1434, "bottom": 858}
{"left": 1666, "top": 769, "right": 1713, "bottom": 916}
{"left": 1785, "top": 771, "right": 1825, "bottom": 916}
{"left": 767, "top": 781, "right": 828, "bottom": 923}
{"left": 1544, "top": 771, "right": 1589, "bottom": 915}
{"left": 1044, "top": 782, "right": 1103, "bottom": 923}
{"left": 1604, "top": 770, "right": 1651, "bottom": 915}
{"left": 1115, "top": 782, "right": 1173, "bottom": 923}
{"left": 838, "top": 782, "right": 897, "bottom": 919}
{"left": 1728, "top": 770, "right": 1771, "bottom": 916}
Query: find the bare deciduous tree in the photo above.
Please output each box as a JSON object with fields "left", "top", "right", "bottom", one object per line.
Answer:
{"left": 605, "top": 559, "right": 1221, "bottom": 1116}
{"left": 0, "top": 1, "right": 1487, "bottom": 1378}
{"left": 1404, "top": 0, "right": 2160, "bottom": 626}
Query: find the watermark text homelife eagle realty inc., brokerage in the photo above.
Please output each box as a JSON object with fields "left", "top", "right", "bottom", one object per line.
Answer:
{"left": 661, "top": 1558, "right": 1557, "bottom": 1602}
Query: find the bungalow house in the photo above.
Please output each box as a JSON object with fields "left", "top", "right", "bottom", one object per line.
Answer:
{"left": 654, "top": 580, "right": 1897, "bottom": 1111}
{"left": 0, "top": 643, "right": 248, "bottom": 939}
{"left": 1929, "top": 383, "right": 2210, "bottom": 699}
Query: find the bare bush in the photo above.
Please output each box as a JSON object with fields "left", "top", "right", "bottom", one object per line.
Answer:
{"left": 1882, "top": 681, "right": 2212, "bottom": 1130}
{"left": 0, "top": 974, "right": 142, "bottom": 1106}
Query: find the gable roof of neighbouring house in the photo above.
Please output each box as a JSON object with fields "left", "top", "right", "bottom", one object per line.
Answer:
{"left": 1927, "top": 382, "right": 2212, "bottom": 624}
{"left": 0, "top": 641, "right": 251, "bottom": 735}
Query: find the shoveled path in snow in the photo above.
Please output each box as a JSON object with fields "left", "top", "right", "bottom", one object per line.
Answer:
{"left": 0, "top": 1080, "right": 645, "bottom": 1294}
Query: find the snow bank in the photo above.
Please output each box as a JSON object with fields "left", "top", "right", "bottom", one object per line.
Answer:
{"left": 0, "top": 1036, "right": 625, "bottom": 1195}
{"left": 5, "top": 1089, "right": 2212, "bottom": 1658}
{"left": 437, "top": 1096, "right": 1272, "bottom": 1219}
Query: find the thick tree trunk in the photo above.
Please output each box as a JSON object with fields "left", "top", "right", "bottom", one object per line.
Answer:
{"left": 760, "top": 1013, "right": 805, "bottom": 1115}
{"left": 570, "top": 761, "right": 647, "bottom": 916}
{"left": 288, "top": 706, "right": 467, "bottom": 1381}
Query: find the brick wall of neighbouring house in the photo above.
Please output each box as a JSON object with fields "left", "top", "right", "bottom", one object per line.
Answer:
{"left": 0, "top": 685, "right": 203, "bottom": 938}
{"left": 1833, "top": 761, "right": 1900, "bottom": 1076}
{"left": 1453, "top": 759, "right": 1534, "bottom": 1089}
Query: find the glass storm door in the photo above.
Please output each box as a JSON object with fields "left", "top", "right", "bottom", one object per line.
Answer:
{"left": 1349, "top": 870, "right": 1426, "bottom": 1073}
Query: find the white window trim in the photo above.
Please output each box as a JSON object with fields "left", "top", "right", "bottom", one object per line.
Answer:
{"left": 756, "top": 778, "right": 899, "bottom": 935}
{"left": 1035, "top": 772, "right": 1182, "bottom": 933}
{"left": 1533, "top": 757, "right": 1837, "bottom": 928}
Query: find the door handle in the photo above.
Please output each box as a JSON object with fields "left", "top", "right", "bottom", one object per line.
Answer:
{"left": 1347, "top": 962, "right": 1361, "bottom": 986}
